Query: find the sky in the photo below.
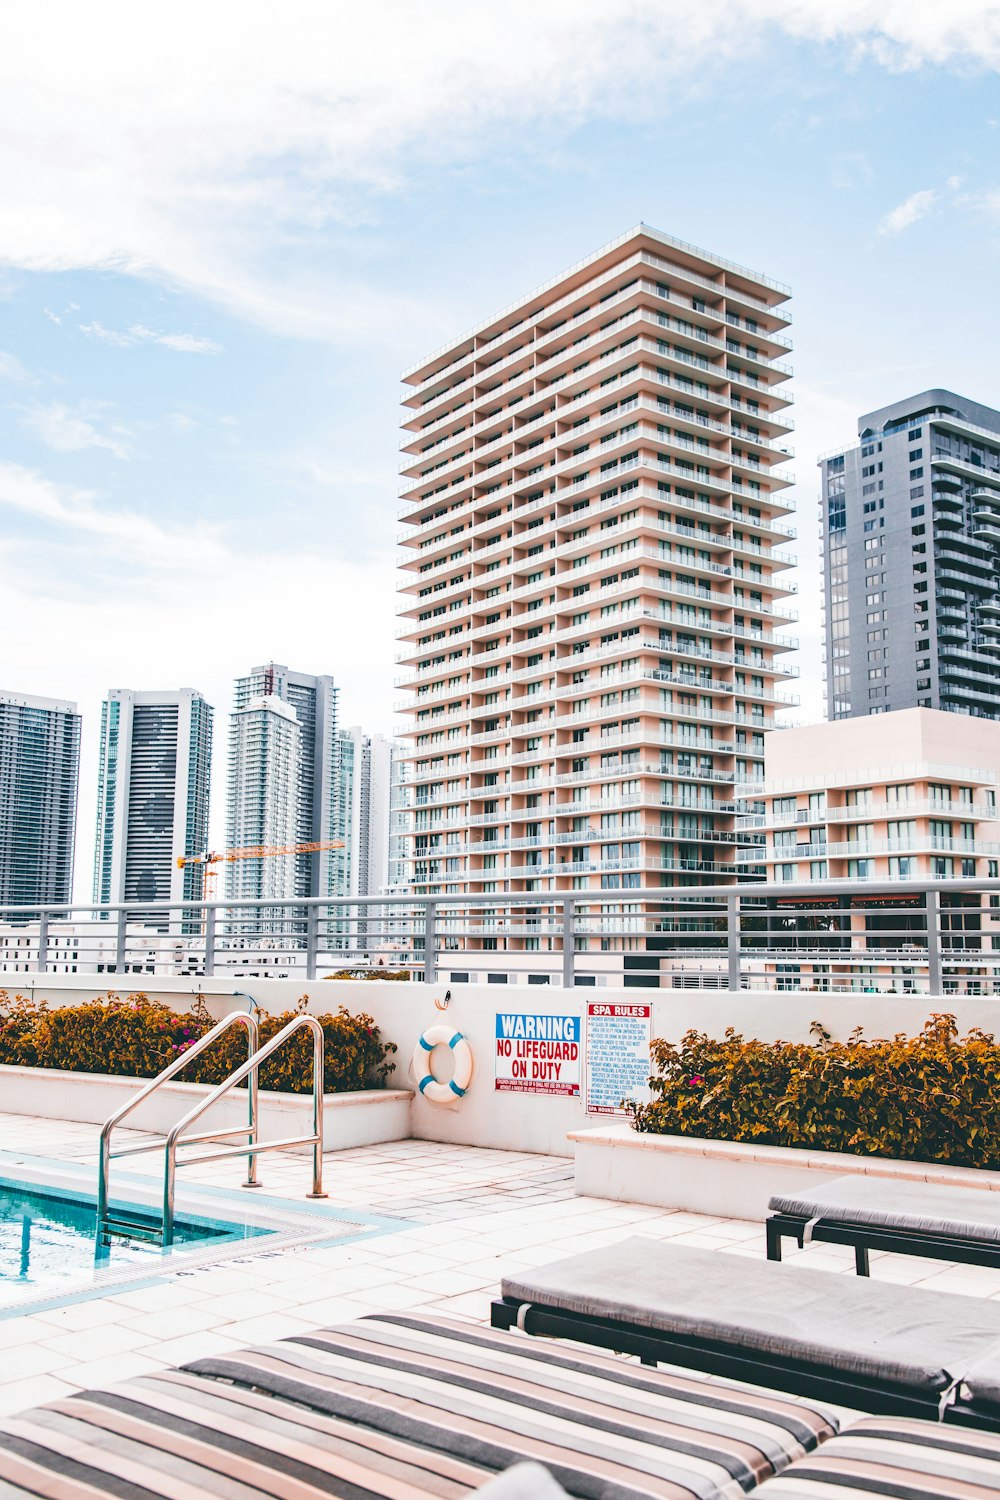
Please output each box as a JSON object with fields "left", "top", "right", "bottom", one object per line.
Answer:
{"left": 2, "top": 0, "right": 1000, "bottom": 894}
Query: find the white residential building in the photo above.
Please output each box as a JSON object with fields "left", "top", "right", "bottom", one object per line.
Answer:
{"left": 333, "top": 728, "right": 398, "bottom": 901}
{"left": 745, "top": 708, "right": 1000, "bottom": 885}
{"left": 225, "top": 695, "right": 302, "bottom": 903}
{"left": 233, "top": 663, "right": 339, "bottom": 898}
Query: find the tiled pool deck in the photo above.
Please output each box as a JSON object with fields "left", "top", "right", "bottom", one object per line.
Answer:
{"left": 4, "top": 1110, "right": 1000, "bottom": 1420}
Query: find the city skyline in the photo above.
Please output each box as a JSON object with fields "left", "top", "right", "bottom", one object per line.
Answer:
{"left": 2, "top": 8, "right": 1000, "bottom": 897}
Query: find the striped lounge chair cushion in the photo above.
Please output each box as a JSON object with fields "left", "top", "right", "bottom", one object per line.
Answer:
{"left": 753, "top": 1415, "right": 1000, "bottom": 1498}
{"left": 0, "top": 1314, "right": 837, "bottom": 1499}
{"left": 182, "top": 1312, "right": 838, "bottom": 1498}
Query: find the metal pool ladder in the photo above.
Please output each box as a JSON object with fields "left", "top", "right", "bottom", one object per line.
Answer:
{"left": 97, "top": 1007, "right": 328, "bottom": 1247}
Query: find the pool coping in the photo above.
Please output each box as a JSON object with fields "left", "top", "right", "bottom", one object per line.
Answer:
{"left": 0, "top": 1150, "right": 417, "bottom": 1321}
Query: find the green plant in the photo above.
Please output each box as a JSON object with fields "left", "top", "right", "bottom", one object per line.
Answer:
{"left": 322, "top": 968, "right": 411, "bottom": 981}
{"left": 0, "top": 990, "right": 396, "bottom": 1093}
{"left": 625, "top": 1013, "right": 1000, "bottom": 1169}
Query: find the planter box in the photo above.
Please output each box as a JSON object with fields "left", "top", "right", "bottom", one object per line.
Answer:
{"left": 0, "top": 1065, "right": 412, "bottom": 1152}
{"left": 568, "top": 1123, "right": 1000, "bottom": 1220}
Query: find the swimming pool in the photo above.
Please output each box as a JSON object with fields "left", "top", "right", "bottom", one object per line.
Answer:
{"left": 0, "top": 1176, "right": 272, "bottom": 1308}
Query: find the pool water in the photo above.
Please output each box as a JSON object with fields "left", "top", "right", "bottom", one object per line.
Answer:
{"left": 0, "top": 1180, "right": 271, "bottom": 1306}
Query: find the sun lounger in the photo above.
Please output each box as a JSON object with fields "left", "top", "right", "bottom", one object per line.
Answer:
{"left": 0, "top": 1312, "right": 837, "bottom": 1499}
{"left": 492, "top": 1237, "right": 1000, "bottom": 1427}
{"left": 766, "top": 1174, "right": 1000, "bottom": 1275}
{"left": 752, "top": 1414, "right": 1000, "bottom": 1500}
{"left": 3, "top": 1308, "right": 1000, "bottom": 1498}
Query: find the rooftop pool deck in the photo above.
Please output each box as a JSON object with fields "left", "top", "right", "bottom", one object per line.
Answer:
{"left": 3, "top": 1110, "right": 1000, "bottom": 1419}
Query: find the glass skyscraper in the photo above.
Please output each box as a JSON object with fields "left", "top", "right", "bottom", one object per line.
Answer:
{"left": 0, "top": 690, "right": 81, "bottom": 910}
{"left": 93, "top": 689, "right": 213, "bottom": 926}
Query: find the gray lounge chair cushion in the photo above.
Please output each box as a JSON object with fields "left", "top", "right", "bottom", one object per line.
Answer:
{"left": 753, "top": 1414, "right": 1000, "bottom": 1497}
{"left": 476, "top": 1462, "right": 569, "bottom": 1496}
{"left": 963, "top": 1342, "right": 1000, "bottom": 1411}
{"left": 769, "top": 1174, "right": 1000, "bottom": 1245}
{"left": 501, "top": 1237, "right": 1000, "bottom": 1395}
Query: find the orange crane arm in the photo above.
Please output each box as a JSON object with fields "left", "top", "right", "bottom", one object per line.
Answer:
{"left": 177, "top": 839, "right": 343, "bottom": 869}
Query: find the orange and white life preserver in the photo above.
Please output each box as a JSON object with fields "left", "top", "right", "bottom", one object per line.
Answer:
{"left": 413, "top": 1024, "right": 474, "bottom": 1104}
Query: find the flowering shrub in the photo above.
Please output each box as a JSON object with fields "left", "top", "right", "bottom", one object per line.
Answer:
{"left": 0, "top": 991, "right": 395, "bottom": 1094}
{"left": 625, "top": 1014, "right": 1000, "bottom": 1169}
{"left": 322, "top": 969, "right": 411, "bottom": 981}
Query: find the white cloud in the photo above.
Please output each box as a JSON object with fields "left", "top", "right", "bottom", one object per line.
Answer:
{"left": 15, "top": 401, "right": 133, "bottom": 460}
{"left": 877, "top": 187, "right": 937, "bottom": 234}
{"left": 151, "top": 331, "right": 221, "bottom": 353}
{"left": 78, "top": 320, "right": 221, "bottom": 353}
{"left": 0, "top": 2, "right": 998, "bottom": 340}
{"left": 77, "top": 321, "right": 132, "bottom": 347}
{"left": 0, "top": 461, "right": 226, "bottom": 562}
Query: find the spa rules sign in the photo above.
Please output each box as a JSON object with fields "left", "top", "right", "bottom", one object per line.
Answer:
{"left": 585, "top": 1002, "right": 652, "bottom": 1115}
{"left": 494, "top": 1013, "right": 582, "bottom": 1096}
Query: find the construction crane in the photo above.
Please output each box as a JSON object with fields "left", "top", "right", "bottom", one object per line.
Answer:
{"left": 177, "top": 840, "right": 343, "bottom": 871}
{"left": 177, "top": 840, "right": 344, "bottom": 900}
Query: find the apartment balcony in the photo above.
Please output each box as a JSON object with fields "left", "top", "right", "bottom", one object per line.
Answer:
{"left": 450, "top": 824, "right": 740, "bottom": 858}
{"left": 938, "top": 683, "right": 1000, "bottom": 708}
{"left": 936, "top": 535, "right": 995, "bottom": 564}
{"left": 403, "top": 244, "right": 791, "bottom": 395}
{"left": 503, "top": 854, "right": 735, "bottom": 878}
{"left": 399, "top": 463, "right": 797, "bottom": 538}
{"left": 935, "top": 564, "right": 993, "bottom": 590}
{"left": 402, "top": 351, "right": 796, "bottom": 451}
{"left": 551, "top": 761, "right": 736, "bottom": 787}
{"left": 778, "top": 837, "right": 1000, "bottom": 859}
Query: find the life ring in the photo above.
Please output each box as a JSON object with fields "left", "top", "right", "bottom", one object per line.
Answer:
{"left": 413, "top": 1024, "right": 474, "bottom": 1104}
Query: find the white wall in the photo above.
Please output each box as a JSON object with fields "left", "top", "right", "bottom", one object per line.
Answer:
{"left": 12, "top": 974, "right": 999, "bottom": 1159}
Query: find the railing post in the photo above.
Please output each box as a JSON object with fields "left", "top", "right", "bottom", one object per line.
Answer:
{"left": 561, "top": 897, "right": 575, "bottom": 988}
{"left": 308, "top": 1021, "right": 327, "bottom": 1199}
{"left": 242, "top": 1007, "right": 260, "bottom": 1188}
{"left": 727, "top": 894, "right": 741, "bottom": 993}
{"left": 162, "top": 1142, "right": 177, "bottom": 1247}
{"left": 305, "top": 904, "right": 318, "bottom": 981}
{"left": 926, "top": 889, "right": 943, "bottom": 996}
{"left": 423, "top": 900, "right": 437, "bottom": 983}
{"left": 203, "top": 905, "right": 216, "bottom": 978}
{"left": 114, "top": 907, "right": 127, "bottom": 974}
{"left": 36, "top": 912, "right": 49, "bottom": 975}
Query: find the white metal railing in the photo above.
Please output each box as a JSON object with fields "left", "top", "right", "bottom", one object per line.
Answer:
{"left": 6, "top": 877, "right": 1000, "bottom": 996}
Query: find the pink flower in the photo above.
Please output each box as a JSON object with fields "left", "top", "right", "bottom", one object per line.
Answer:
{"left": 688, "top": 1074, "right": 705, "bottom": 1086}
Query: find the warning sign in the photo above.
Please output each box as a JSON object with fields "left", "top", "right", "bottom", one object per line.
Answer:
{"left": 585, "top": 1002, "right": 652, "bottom": 1115}
{"left": 494, "top": 1013, "right": 581, "bottom": 1096}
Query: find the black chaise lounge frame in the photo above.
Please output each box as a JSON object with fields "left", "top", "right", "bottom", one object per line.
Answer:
{"left": 490, "top": 1295, "right": 997, "bottom": 1431}
{"left": 766, "top": 1209, "right": 1000, "bottom": 1277}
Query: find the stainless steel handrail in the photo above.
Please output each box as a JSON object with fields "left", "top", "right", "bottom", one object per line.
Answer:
{"left": 161, "top": 1014, "right": 327, "bottom": 1245}
{"left": 96, "top": 1003, "right": 260, "bottom": 1233}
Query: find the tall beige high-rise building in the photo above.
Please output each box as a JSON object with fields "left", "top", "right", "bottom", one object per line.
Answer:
{"left": 396, "top": 224, "right": 798, "bottom": 932}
